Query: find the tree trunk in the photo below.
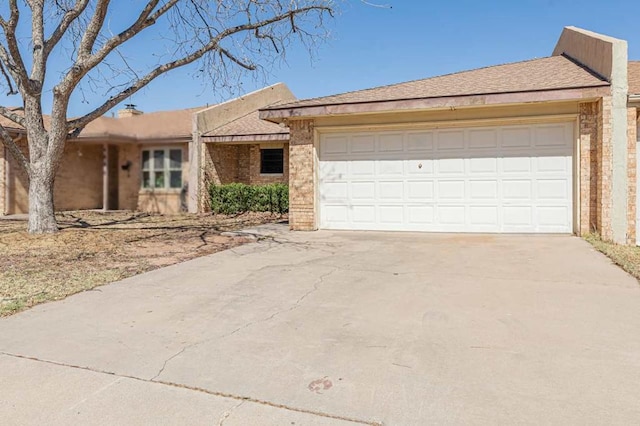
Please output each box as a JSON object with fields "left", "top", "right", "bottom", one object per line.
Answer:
{"left": 27, "top": 165, "right": 58, "bottom": 233}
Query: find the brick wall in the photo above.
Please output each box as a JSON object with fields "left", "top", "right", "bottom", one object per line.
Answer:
{"left": 598, "top": 96, "right": 614, "bottom": 241}
{"left": 247, "top": 143, "right": 289, "bottom": 185}
{"left": 0, "top": 146, "right": 5, "bottom": 215}
{"left": 54, "top": 143, "right": 103, "bottom": 211}
{"left": 206, "top": 144, "right": 239, "bottom": 185}
{"left": 118, "top": 144, "right": 141, "bottom": 210}
{"left": 288, "top": 120, "right": 316, "bottom": 230}
{"left": 7, "top": 138, "right": 29, "bottom": 214}
{"left": 627, "top": 107, "right": 638, "bottom": 243}
{"left": 579, "top": 102, "right": 599, "bottom": 235}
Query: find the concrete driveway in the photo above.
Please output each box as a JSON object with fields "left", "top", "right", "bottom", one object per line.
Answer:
{"left": 1, "top": 225, "right": 640, "bottom": 425}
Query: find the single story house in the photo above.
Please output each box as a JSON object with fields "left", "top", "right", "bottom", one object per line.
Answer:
{"left": 0, "top": 83, "right": 294, "bottom": 216}
{"left": 259, "top": 26, "right": 640, "bottom": 245}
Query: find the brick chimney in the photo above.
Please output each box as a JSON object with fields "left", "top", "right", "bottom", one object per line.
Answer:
{"left": 117, "top": 104, "right": 143, "bottom": 118}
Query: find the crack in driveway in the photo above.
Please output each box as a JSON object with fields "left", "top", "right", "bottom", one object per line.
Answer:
{"left": 149, "top": 267, "right": 338, "bottom": 383}
{"left": 0, "top": 352, "right": 380, "bottom": 425}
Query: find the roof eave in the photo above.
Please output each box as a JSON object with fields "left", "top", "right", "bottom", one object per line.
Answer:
{"left": 202, "top": 133, "right": 289, "bottom": 144}
{"left": 259, "top": 85, "right": 611, "bottom": 122}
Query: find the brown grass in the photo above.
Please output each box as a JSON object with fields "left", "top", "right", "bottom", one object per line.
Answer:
{"left": 0, "top": 211, "right": 285, "bottom": 316}
{"left": 584, "top": 233, "right": 640, "bottom": 281}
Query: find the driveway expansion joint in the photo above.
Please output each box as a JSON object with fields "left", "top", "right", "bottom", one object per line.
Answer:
{"left": 0, "top": 351, "right": 380, "bottom": 426}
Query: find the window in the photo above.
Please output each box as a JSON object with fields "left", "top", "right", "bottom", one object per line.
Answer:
{"left": 141, "top": 148, "right": 182, "bottom": 189}
{"left": 260, "top": 148, "right": 284, "bottom": 174}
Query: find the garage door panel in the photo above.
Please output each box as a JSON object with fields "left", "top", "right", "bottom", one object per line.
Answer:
{"left": 352, "top": 205, "right": 376, "bottom": 224}
{"left": 350, "top": 161, "right": 375, "bottom": 176}
{"left": 379, "top": 181, "right": 404, "bottom": 200}
{"left": 407, "top": 132, "right": 434, "bottom": 151}
{"left": 379, "top": 134, "right": 404, "bottom": 152}
{"left": 537, "top": 156, "right": 571, "bottom": 173}
{"left": 319, "top": 122, "right": 573, "bottom": 233}
{"left": 407, "top": 181, "right": 434, "bottom": 201}
{"left": 350, "top": 181, "right": 375, "bottom": 201}
{"left": 438, "top": 158, "right": 465, "bottom": 174}
{"left": 438, "top": 206, "right": 466, "bottom": 225}
{"left": 378, "top": 160, "right": 404, "bottom": 175}
{"left": 406, "top": 159, "right": 434, "bottom": 175}
{"left": 503, "top": 206, "right": 534, "bottom": 227}
{"left": 502, "top": 127, "right": 532, "bottom": 148}
{"left": 503, "top": 180, "right": 532, "bottom": 200}
{"left": 535, "top": 125, "right": 571, "bottom": 147}
{"left": 322, "top": 182, "right": 348, "bottom": 201}
{"left": 407, "top": 205, "right": 434, "bottom": 224}
{"left": 437, "top": 130, "right": 465, "bottom": 150}
{"left": 469, "top": 180, "right": 498, "bottom": 199}
{"left": 438, "top": 181, "right": 465, "bottom": 199}
{"left": 468, "top": 129, "right": 498, "bottom": 149}
{"left": 502, "top": 157, "right": 533, "bottom": 173}
{"left": 379, "top": 206, "right": 404, "bottom": 224}
{"left": 351, "top": 135, "right": 376, "bottom": 153}
{"left": 470, "top": 157, "right": 498, "bottom": 174}
{"left": 469, "top": 206, "right": 499, "bottom": 226}
{"left": 537, "top": 179, "right": 570, "bottom": 200}
{"left": 321, "top": 136, "right": 349, "bottom": 155}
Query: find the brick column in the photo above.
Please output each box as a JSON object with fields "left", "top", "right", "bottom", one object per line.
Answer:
{"left": 627, "top": 107, "right": 638, "bottom": 243}
{"left": 598, "top": 96, "right": 614, "bottom": 241}
{"left": 579, "top": 102, "right": 598, "bottom": 235}
{"left": 288, "top": 119, "right": 316, "bottom": 230}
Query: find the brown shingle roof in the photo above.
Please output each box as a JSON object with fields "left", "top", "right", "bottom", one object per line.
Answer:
{"left": 203, "top": 110, "right": 288, "bottom": 138}
{"left": 267, "top": 55, "right": 609, "bottom": 111}
{"left": 629, "top": 61, "right": 640, "bottom": 95}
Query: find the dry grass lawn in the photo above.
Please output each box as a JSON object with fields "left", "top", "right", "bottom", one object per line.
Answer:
{"left": 0, "top": 211, "right": 285, "bottom": 316}
{"left": 584, "top": 233, "right": 640, "bottom": 281}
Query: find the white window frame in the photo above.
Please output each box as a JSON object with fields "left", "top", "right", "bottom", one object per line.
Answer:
{"left": 141, "top": 147, "right": 183, "bottom": 190}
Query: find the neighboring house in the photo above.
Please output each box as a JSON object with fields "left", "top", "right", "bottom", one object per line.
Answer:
{"left": 0, "top": 83, "right": 294, "bottom": 216}
{"left": 260, "top": 26, "right": 640, "bottom": 244}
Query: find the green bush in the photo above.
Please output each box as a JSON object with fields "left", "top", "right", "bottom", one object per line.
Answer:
{"left": 209, "top": 183, "right": 288, "bottom": 215}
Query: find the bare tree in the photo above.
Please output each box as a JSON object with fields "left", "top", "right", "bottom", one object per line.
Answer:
{"left": 0, "top": 0, "right": 334, "bottom": 233}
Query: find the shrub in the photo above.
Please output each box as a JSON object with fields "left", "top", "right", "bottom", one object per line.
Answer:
{"left": 209, "top": 183, "right": 288, "bottom": 215}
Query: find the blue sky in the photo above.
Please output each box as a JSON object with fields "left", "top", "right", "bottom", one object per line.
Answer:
{"left": 3, "top": 0, "right": 640, "bottom": 116}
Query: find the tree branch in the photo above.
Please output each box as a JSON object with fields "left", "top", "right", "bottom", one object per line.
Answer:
{"left": 0, "top": 0, "right": 31, "bottom": 93}
{"left": 66, "top": 4, "right": 331, "bottom": 134}
{"left": 44, "top": 0, "right": 91, "bottom": 58}
{"left": 0, "top": 124, "right": 30, "bottom": 176}
{"left": 0, "top": 106, "right": 25, "bottom": 127}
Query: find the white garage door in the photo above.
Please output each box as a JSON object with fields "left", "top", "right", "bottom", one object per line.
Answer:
{"left": 319, "top": 122, "right": 574, "bottom": 233}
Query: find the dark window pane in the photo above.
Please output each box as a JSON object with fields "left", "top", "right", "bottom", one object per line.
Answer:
{"left": 142, "top": 171, "right": 151, "bottom": 188}
{"left": 154, "top": 171, "right": 165, "bottom": 188}
{"left": 169, "top": 149, "right": 182, "bottom": 169}
{"left": 260, "top": 148, "right": 284, "bottom": 174}
{"left": 170, "top": 171, "right": 182, "bottom": 188}
{"left": 142, "top": 151, "right": 150, "bottom": 170}
{"left": 154, "top": 150, "right": 164, "bottom": 170}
